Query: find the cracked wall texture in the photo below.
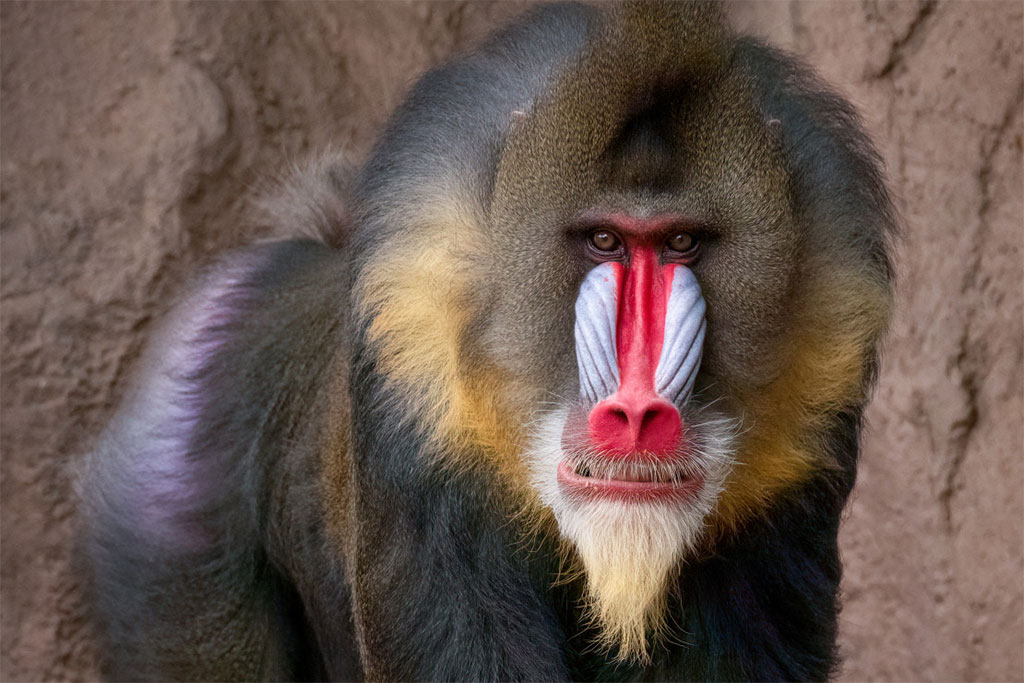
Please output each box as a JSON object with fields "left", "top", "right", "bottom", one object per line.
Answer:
{"left": 2, "top": 2, "right": 1021, "bottom": 681}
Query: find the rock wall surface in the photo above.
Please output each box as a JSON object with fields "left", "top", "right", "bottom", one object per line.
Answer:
{"left": 1, "top": 2, "right": 1020, "bottom": 681}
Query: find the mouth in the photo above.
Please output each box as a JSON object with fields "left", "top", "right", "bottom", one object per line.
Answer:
{"left": 556, "top": 456, "right": 703, "bottom": 502}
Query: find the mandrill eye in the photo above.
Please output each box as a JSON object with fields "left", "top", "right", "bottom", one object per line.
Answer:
{"left": 666, "top": 231, "right": 696, "bottom": 254}
{"left": 589, "top": 230, "right": 621, "bottom": 252}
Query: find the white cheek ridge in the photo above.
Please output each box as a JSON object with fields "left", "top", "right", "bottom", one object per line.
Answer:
{"left": 574, "top": 263, "right": 620, "bottom": 403}
{"left": 655, "top": 266, "right": 706, "bottom": 406}
{"left": 576, "top": 315, "right": 613, "bottom": 401}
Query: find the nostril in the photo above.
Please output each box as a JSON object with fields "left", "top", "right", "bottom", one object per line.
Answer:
{"left": 607, "top": 407, "right": 628, "bottom": 428}
{"left": 641, "top": 404, "right": 674, "bottom": 431}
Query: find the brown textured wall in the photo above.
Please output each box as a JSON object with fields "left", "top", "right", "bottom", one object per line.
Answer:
{"left": 1, "top": 2, "right": 1020, "bottom": 681}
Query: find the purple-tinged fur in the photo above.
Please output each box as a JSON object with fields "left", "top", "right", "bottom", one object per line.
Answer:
{"left": 81, "top": 255, "right": 263, "bottom": 552}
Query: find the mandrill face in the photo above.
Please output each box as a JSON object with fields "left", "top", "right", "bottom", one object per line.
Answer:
{"left": 502, "top": 192, "right": 797, "bottom": 657}
{"left": 521, "top": 214, "right": 746, "bottom": 660}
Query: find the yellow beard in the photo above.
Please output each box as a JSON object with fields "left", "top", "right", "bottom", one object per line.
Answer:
{"left": 570, "top": 501, "right": 694, "bottom": 662}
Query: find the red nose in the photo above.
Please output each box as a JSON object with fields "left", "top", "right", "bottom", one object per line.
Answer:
{"left": 588, "top": 392, "right": 682, "bottom": 456}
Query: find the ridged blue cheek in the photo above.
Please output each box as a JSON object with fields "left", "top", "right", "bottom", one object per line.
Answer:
{"left": 654, "top": 266, "right": 706, "bottom": 406}
{"left": 574, "top": 263, "right": 620, "bottom": 403}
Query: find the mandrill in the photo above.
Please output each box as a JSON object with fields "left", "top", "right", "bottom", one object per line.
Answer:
{"left": 81, "top": 2, "right": 895, "bottom": 681}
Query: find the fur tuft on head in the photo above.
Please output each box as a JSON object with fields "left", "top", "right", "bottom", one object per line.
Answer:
{"left": 491, "top": 2, "right": 730, "bottom": 224}
{"left": 255, "top": 150, "right": 355, "bottom": 249}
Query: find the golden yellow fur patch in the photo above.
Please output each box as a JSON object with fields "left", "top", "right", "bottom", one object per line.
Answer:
{"left": 712, "top": 263, "right": 892, "bottom": 532}
{"left": 354, "top": 199, "right": 534, "bottom": 492}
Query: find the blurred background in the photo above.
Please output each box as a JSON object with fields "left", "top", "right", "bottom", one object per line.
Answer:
{"left": 1, "top": 2, "right": 1020, "bottom": 680}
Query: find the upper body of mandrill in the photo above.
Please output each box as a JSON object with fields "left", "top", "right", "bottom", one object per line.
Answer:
{"left": 82, "top": 2, "right": 895, "bottom": 680}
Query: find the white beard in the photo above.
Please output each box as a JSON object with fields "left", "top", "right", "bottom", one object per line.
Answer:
{"left": 526, "top": 406, "right": 737, "bottom": 662}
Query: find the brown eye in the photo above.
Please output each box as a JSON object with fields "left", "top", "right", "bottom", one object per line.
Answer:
{"left": 666, "top": 232, "right": 695, "bottom": 253}
{"left": 589, "top": 230, "right": 621, "bottom": 252}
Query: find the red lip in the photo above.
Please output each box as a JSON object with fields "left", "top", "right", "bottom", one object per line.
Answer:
{"left": 556, "top": 459, "right": 703, "bottom": 502}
